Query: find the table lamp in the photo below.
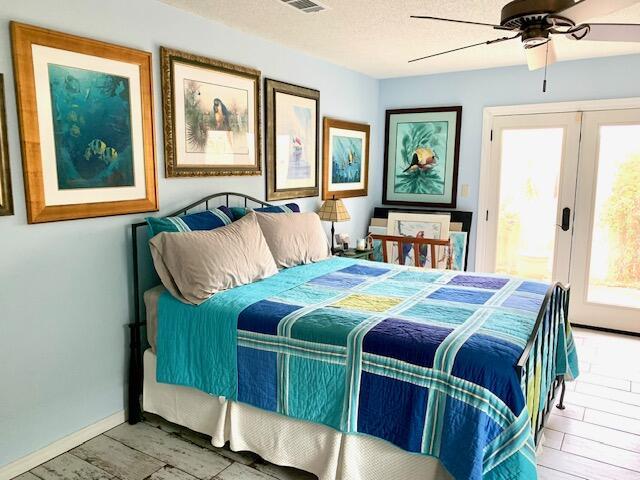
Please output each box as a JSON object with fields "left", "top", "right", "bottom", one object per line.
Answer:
{"left": 318, "top": 196, "right": 350, "bottom": 253}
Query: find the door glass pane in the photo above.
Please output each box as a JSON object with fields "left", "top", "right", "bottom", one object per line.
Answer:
{"left": 495, "top": 128, "right": 564, "bottom": 281}
{"left": 587, "top": 124, "right": 640, "bottom": 309}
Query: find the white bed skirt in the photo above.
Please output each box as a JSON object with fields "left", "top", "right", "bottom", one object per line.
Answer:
{"left": 143, "top": 349, "right": 450, "bottom": 480}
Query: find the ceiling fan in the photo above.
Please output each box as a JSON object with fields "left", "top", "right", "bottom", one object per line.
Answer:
{"left": 410, "top": 0, "right": 640, "bottom": 90}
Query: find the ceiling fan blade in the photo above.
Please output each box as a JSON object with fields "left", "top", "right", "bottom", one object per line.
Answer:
{"left": 409, "top": 34, "right": 520, "bottom": 63}
{"left": 557, "top": 0, "right": 640, "bottom": 25}
{"left": 410, "top": 15, "right": 514, "bottom": 31}
{"left": 567, "top": 23, "right": 640, "bottom": 41}
{"left": 525, "top": 40, "right": 557, "bottom": 71}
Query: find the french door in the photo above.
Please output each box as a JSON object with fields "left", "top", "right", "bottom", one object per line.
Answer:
{"left": 480, "top": 108, "right": 640, "bottom": 333}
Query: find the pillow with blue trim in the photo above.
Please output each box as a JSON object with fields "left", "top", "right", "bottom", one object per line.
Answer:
{"left": 146, "top": 206, "right": 234, "bottom": 237}
{"left": 230, "top": 203, "right": 300, "bottom": 220}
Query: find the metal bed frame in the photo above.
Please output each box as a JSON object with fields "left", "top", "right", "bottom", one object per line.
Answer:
{"left": 127, "top": 192, "right": 569, "bottom": 449}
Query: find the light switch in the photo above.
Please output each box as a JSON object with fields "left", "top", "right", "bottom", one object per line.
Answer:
{"left": 461, "top": 184, "right": 469, "bottom": 198}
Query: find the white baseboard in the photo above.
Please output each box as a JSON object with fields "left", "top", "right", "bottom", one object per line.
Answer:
{"left": 0, "top": 410, "right": 126, "bottom": 480}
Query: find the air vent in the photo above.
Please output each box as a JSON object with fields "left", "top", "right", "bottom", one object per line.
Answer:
{"left": 280, "top": 0, "right": 328, "bottom": 13}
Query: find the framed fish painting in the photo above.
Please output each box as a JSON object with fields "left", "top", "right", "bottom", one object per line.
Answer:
{"left": 0, "top": 74, "right": 13, "bottom": 216}
{"left": 161, "top": 47, "right": 261, "bottom": 177}
{"left": 383, "top": 106, "right": 461, "bottom": 208}
{"left": 11, "top": 22, "right": 157, "bottom": 223}
{"left": 265, "top": 78, "right": 319, "bottom": 201}
{"left": 322, "top": 118, "right": 369, "bottom": 199}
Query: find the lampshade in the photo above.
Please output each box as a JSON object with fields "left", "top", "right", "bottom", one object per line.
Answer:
{"left": 318, "top": 198, "right": 350, "bottom": 222}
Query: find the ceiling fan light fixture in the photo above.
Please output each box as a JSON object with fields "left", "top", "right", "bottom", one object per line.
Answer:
{"left": 525, "top": 38, "right": 557, "bottom": 71}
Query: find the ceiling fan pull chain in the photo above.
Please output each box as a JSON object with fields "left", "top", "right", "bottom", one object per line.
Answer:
{"left": 543, "top": 40, "right": 550, "bottom": 93}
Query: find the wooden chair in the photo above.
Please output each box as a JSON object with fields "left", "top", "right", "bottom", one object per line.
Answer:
{"left": 367, "top": 234, "right": 452, "bottom": 269}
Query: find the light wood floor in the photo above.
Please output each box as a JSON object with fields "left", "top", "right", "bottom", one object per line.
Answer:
{"left": 12, "top": 327, "right": 640, "bottom": 480}
{"left": 537, "top": 327, "right": 640, "bottom": 479}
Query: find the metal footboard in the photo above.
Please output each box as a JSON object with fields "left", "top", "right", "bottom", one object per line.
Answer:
{"left": 516, "top": 283, "right": 571, "bottom": 446}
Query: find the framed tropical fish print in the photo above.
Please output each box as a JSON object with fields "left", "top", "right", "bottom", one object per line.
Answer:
{"left": 161, "top": 47, "right": 261, "bottom": 177}
{"left": 322, "top": 118, "right": 369, "bottom": 200}
{"left": 265, "top": 78, "right": 319, "bottom": 201}
{"left": 11, "top": 22, "right": 157, "bottom": 223}
{"left": 383, "top": 106, "right": 461, "bottom": 208}
{"left": 0, "top": 74, "right": 13, "bottom": 216}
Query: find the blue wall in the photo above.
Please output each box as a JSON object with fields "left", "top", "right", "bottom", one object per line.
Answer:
{"left": 378, "top": 54, "right": 640, "bottom": 268}
{"left": 0, "top": 0, "right": 379, "bottom": 468}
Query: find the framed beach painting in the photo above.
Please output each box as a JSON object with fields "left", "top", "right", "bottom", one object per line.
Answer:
{"left": 383, "top": 106, "right": 461, "bottom": 208}
{"left": 161, "top": 47, "right": 261, "bottom": 177}
{"left": 0, "top": 74, "right": 13, "bottom": 216}
{"left": 265, "top": 78, "right": 319, "bottom": 201}
{"left": 387, "top": 211, "right": 451, "bottom": 267}
{"left": 322, "top": 118, "right": 369, "bottom": 199}
{"left": 11, "top": 22, "right": 157, "bottom": 223}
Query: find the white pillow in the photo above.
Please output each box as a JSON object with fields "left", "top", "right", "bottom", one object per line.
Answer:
{"left": 149, "top": 212, "right": 278, "bottom": 305}
{"left": 255, "top": 212, "right": 330, "bottom": 269}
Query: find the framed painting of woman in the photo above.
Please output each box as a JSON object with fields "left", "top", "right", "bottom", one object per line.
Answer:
{"left": 161, "top": 47, "right": 261, "bottom": 177}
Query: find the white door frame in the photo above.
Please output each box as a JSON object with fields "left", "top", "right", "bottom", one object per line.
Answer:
{"left": 476, "top": 97, "right": 640, "bottom": 273}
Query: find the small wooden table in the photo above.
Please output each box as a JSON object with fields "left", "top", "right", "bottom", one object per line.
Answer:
{"left": 334, "top": 248, "right": 372, "bottom": 260}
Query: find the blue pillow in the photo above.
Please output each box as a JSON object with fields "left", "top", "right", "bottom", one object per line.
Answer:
{"left": 229, "top": 206, "right": 250, "bottom": 220}
{"left": 255, "top": 203, "right": 300, "bottom": 213}
{"left": 146, "top": 206, "right": 233, "bottom": 237}
{"left": 230, "top": 203, "right": 300, "bottom": 220}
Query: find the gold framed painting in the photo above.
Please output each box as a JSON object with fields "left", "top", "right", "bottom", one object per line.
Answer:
{"left": 0, "top": 74, "right": 13, "bottom": 216}
{"left": 161, "top": 47, "right": 261, "bottom": 177}
{"left": 11, "top": 22, "right": 158, "bottom": 223}
{"left": 322, "top": 117, "right": 369, "bottom": 200}
{"left": 265, "top": 78, "right": 319, "bottom": 201}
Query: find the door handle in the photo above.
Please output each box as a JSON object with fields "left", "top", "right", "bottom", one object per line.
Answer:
{"left": 560, "top": 207, "right": 571, "bottom": 231}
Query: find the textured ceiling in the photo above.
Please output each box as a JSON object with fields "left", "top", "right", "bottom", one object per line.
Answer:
{"left": 160, "top": 0, "right": 640, "bottom": 78}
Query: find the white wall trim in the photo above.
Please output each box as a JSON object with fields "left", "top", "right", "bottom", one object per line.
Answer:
{"left": 475, "top": 96, "right": 640, "bottom": 272}
{"left": 0, "top": 410, "right": 126, "bottom": 480}
{"left": 483, "top": 96, "right": 640, "bottom": 117}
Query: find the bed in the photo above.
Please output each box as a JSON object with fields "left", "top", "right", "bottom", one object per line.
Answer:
{"left": 128, "top": 193, "right": 579, "bottom": 480}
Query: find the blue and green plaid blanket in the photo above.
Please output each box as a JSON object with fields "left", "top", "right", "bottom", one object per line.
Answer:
{"left": 156, "top": 257, "right": 579, "bottom": 479}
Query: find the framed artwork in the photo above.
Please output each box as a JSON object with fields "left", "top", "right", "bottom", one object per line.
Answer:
{"left": 0, "top": 74, "right": 13, "bottom": 216}
{"left": 374, "top": 206, "right": 472, "bottom": 270}
{"left": 383, "top": 106, "right": 462, "bottom": 208}
{"left": 161, "top": 47, "right": 261, "bottom": 177}
{"left": 387, "top": 211, "right": 451, "bottom": 267}
{"left": 450, "top": 231, "right": 468, "bottom": 271}
{"left": 11, "top": 22, "right": 157, "bottom": 223}
{"left": 368, "top": 224, "right": 386, "bottom": 262}
{"left": 265, "top": 78, "right": 319, "bottom": 201}
{"left": 322, "top": 118, "right": 369, "bottom": 199}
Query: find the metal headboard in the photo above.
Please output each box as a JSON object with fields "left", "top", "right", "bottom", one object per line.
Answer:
{"left": 128, "top": 192, "right": 273, "bottom": 423}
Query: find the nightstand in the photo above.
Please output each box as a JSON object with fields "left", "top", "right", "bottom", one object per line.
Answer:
{"left": 334, "top": 248, "right": 372, "bottom": 260}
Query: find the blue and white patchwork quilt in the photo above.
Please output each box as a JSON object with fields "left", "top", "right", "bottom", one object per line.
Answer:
{"left": 155, "top": 257, "right": 579, "bottom": 479}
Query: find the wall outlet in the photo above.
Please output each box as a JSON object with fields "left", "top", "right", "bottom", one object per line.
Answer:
{"left": 461, "top": 184, "right": 470, "bottom": 198}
